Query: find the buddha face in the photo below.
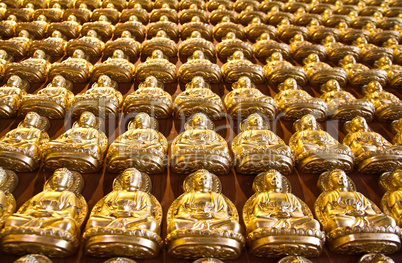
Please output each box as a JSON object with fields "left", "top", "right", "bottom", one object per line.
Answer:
{"left": 73, "top": 49, "right": 85, "bottom": 59}
{"left": 121, "top": 30, "right": 131, "bottom": 38}
{"left": 392, "top": 170, "right": 402, "bottom": 189}
{"left": 79, "top": 111, "right": 97, "bottom": 127}
{"left": 307, "top": 53, "right": 320, "bottom": 63}
{"left": 191, "top": 31, "right": 201, "bottom": 38}
{"left": 350, "top": 116, "right": 369, "bottom": 132}
{"left": 191, "top": 113, "right": 208, "bottom": 128}
{"left": 24, "top": 112, "right": 41, "bottom": 128}
{"left": 33, "top": 50, "right": 46, "bottom": 59}
{"left": 246, "top": 114, "right": 264, "bottom": 128}
{"left": 113, "top": 49, "right": 125, "bottom": 59}
{"left": 129, "top": 15, "right": 138, "bottom": 22}
{"left": 52, "top": 75, "right": 66, "bottom": 87}
{"left": 19, "top": 30, "right": 30, "bottom": 38}
{"left": 122, "top": 170, "right": 142, "bottom": 191}
{"left": 264, "top": 170, "right": 283, "bottom": 192}
{"left": 193, "top": 50, "right": 205, "bottom": 60}
{"left": 301, "top": 115, "right": 318, "bottom": 130}
{"left": 152, "top": 50, "right": 164, "bottom": 59}
{"left": 87, "top": 30, "right": 98, "bottom": 38}
{"left": 342, "top": 55, "right": 356, "bottom": 65}
{"left": 225, "top": 32, "right": 236, "bottom": 40}
{"left": 238, "top": 76, "right": 251, "bottom": 88}
{"left": 52, "top": 30, "right": 62, "bottom": 38}
{"left": 221, "top": 16, "right": 230, "bottom": 23}
{"left": 133, "top": 113, "right": 151, "bottom": 129}
{"left": 324, "top": 35, "right": 336, "bottom": 44}
{"left": 329, "top": 169, "right": 349, "bottom": 190}
{"left": 232, "top": 51, "right": 244, "bottom": 60}
{"left": 366, "top": 81, "right": 383, "bottom": 93}
{"left": 252, "top": 17, "right": 261, "bottom": 24}
{"left": 52, "top": 169, "right": 73, "bottom": 190}
{"left": 156, "top": 30, "right": 167, "bottom": 38}
{"left": 98, "top": 75, "right": 112, "bottom": 86}
{"left": 325, "top": 79, "right": 341, "bottom": 92}
{"left": 145, "top": 76, "right": 158, "bottom": 87}
{"left": 270, "top": 52, "right": 283, "bottom": 62}
{"left": 193, "top": 171, "right": 213, "bottom": 192}
{"left": 292, "top": 34, "right": 304, "bottom": 42}
{"left": 283, "top": 78, "right": 298, "bottom": 90}
{"left": 259, "top": 33, "right": 270, "bottom": 41}
{"left": 7, "top": 75, "right": 22, "bottom": 87}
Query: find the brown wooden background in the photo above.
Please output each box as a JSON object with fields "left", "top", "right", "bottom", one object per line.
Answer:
{"left": 1, "top": 30, "right": 402, "bottom": 263}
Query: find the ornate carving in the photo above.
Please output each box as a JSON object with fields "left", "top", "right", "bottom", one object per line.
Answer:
{"left": 179, "top": 31, "right": 216, "bottom": 60}
{"left": 81, "top": 15, "right": 114, "bottom": 41}
{"left": 93, "top": 50, "right": 135, "bottom": 83}
{"left": 221, "top": 50, "right": 264, "bottom": 84}
{"left": 141, "top": 30, "right": 177, "bottom": 58}
{"left": 179, "top": 50, "right": 221, "bottom": 83}
{"left": 213, "top": 16, "right": 245, "bottom": 42}
{"left": 216, "top": 32, "right": 253, "bottom": 60}
{"left": 166, "top": 170, "right": 244, "bottom": 260}
{"left": 136, "top": 50, "right": 177, "bottom": 84}
{"left": 5, "top": 50, "right": 50, "bottom": 83}
{"left": 181, "top": 16, "right": 212, "bottom": 41}
{"left": 264, "top": 52, "right": 306, "bottom": 87}
{"left": 114, "top": 15, "right": 146, "bottom": 42}
{"left": 66, "top": 30, "right": 105, "bottom": 58}
{"left": 147, "top": 15, "right": 179, "bottom": 40}
{"left": 13, "top": 254, "right": 52, "bottom": 263}
{"left": 244, "top": 17, "right": 277, "bottom": 42}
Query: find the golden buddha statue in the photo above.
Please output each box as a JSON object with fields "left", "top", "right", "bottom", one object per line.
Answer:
{"left": 84, "top": 168, "right": 163, "bottom": 258}
{"left": 63, "top": 4, "right": 92, "bottom": 24}
{"left": 5, "top": 50, "right": 50, "bottom": 83}
{"left": 221, "top": 50, "right": 264, "bottom": 84}
{"left": 171, "top": 113, "right": 232, "bottom": 175}
{"left": 147, "top": 15, "right": 179, "bottom": 40}
{"left": 374, "top": 56, "right": 402, "bottom": 89}
{"left": 267, "top": 6, "right": 295, "bottom": 26}
{"left": 243, "top": 170, "right": 324, "bottom": 257}
{"left": 13, "top": 254, "right": 52, "bottom": 263}
{"left": 179, "top": 4, "right": 208, "bottom": 24}
{"left": 380, "top": 170, "right": 402, "bottom": 228}
{"left": 343, "top": 116, "right": 402, "bottom": 174}
{"left": 123, "top": 76, "right": 172, "bottom": 118}
{"left": 274, "top": 78, "right": 327, "bottom": 121}
{"left": 181, "top": 16, "right": 212, "bottom": 41}
{"left": 33, "top": 3, "right": 63, "bottom": 23}
{"left": 294, "top": 7, "right": 322, "bottom": 27}
{"left": 354, "top": 37, "right": 394, "bottom": 65}
{"left": 106, "top": 113, "right": 168, "bottom": 174}
{"left": 385, "top": 38, "right": 402, "bottom": 66}
{"left": 5, "top": 3, "right": 34, "bottom": 22}
{"left": 0, "top": 15, "right": 17, "bottom": 38}
{"left": 209, "top": 5, "right": 237, "bottom": 25}
{"left": 173, "top": 76, "right": 224, "bottom": 120}
{"left": 136, "top": 50, "right": 177, "bottom": 83}
{"left": 238, "top": 6, "right": 266, "bottom": 26}
{"left": 232, "top": 114, "right": 294, "bottom": 175}
{"left": 66, "top": 30, "right": 105, "bottom": 58}
{"left": 216, "top": 32, "right": 253, "bottom": 60}
{"left": 362, "top": 81, "right": 402, "bottom": 122}
{"left": 337, "top": 20, "right": 370, "bottom": 44}
{"left": 307, "top": 18, "right": 340, "bottom": 44}
{"left": 104, "top": 31, "right": 140, "bottom": 62}
{"left": 179, "top": 31, "right": 216, "bottom": 60}
{"left": 121, "top": 4, "right": 149, "bottom": 25}
{"left": 359, "top": 253, "right": 395, "bottom": 263}
{"left": 277, "top": 18, "right": 309, "bottom": 44}
{"left": 224, "top": 76, "right": 276, "bottom": 120}
{"left": 0, "top": 112, "right": 49, "bottom": 172}
{"left": 289, "top": 33, "right": 327, "bottom": 62}
{"left": 92, "top": 4, "right": 120, "bottom": 25}
{"left": 366, "top": 23, "right": 400, "bottom": 47}
{"left": 128, "top": 0, "right": 153, "bottom": 12}
{"left": 93, "top": 50, "right": 135, "bottom": 83}
{"left": 43, "top": 111, "right": 108, "bottom": 173}
{"left": 253, "top": 33, "right": 290, "bottom": 62}
{"left": 20, "top": 75, "right": 74, "bottom": 119}
{"left": 81, "top": 15, "right": 114, "bottom": 42}
{"left": 340, "top": 55, "right": 387, "bottom": 87}
{"left": 141, "top": 30, "right": 177, "bottom": 58}
{"left": 30, "top": 30, "right": 66, "bottom": 57}
{"left": 0, "top": 75, "right": 30, "bottom": 118}
{"left": 0, "top": 167, "right": 18, "bottom": 229}
{"left": 244, "top": 17, "right": 277, "bottom": 43}
{"left": 1, "top": 168, "right": 88, "bottom": 257}
{"left": 0, "top": 30, "right": 32, "bottom": 58}
{"left": 49, "top": 49, "right": 93, "bottom": 83}
{"left": 264, "top": 52, "right": 306, "bottom": 87}
{"left": 322, "top": 9, "right": 351, "bottom": 27}
{"left": 322, "top": 35, "right": 360, "bottom": 64}
{"left": 178, "top": 50, "right": 221, "bottom": 83}
{"left": 303, "top": 53, "right": 348, "bottom": 87}
{"left": 166, "top": 170, "right": 244, "bottom": 259}
{"left": 213, "top": 16, "right": 246, "bottom": 42}
{"left": 320, "top": 79, "right": 375, "bottom": 121}
{"left": 15, "top": 15, "right": 48, "bottom": 40}
{"left": 71, "top": 75, "right": 123, "bottom": 118}
{"left": 114, "top": 15, "right": 146, "bottom": 43}
{"left": 289, "top": 114, "right": 354, "bottom": 173}
{"left": 47, "top": 15, "right": 81, "bottom": 40}
{"left": 314, "top": 169, "right": 401, "bottom": 254}
{"left": 150, "top": 3, "right": 178, "bottom": 23}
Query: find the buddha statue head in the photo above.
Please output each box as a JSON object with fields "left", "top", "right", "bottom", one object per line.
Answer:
{"left": 151, "top": 49, "right": 164, "bottom": 59}
{"left": 231, "top": 50, "right": 245, "bottom": 61}
{"left": 391, "top": 170, "right": 402, "bottom": 189}
{"left": 269, "top": 52, "right": 284, "bottom": 62}
{"left": 19, "top": 30, "right": 30, "bottom": 38}
{"left": 121, "top": 31, "right": 132, "bottom": 39}
{"left": 233, "top": 76, "right": 252, "bottom": 89}
{"left": 186, "top": 76, "right": 209, "bottom": 90}
{"left": 298, "top": 114, "right": 319, "bottom": 131}
{"left": 251, "top": 17, "right": 261, "bottom": 24}
{"left": 78, "top": 111, "right": 97, "bottom": 128}
{"left": 328, "top": 169, "right": 349, "bottom": 191}
{"left": 278, "top": 255, "right": 313, "bottom": 263}
{"left": 112, "top": 49, "right": 126, "bottom": 59}
{"left": 32, "top": 50, "right": 47, "bottom": 60}
{"left": 51, "top": 75, "right": 67, "bottom": 87}
{"left": 141, "top": 76, "right": 159, "bottom": 89}
{"left": 386, "top": 38, "right": 398, "bottom": 47}
{"left": 280, "top": 78, "right": 299, "bottom": 91}
{"left": 190, "top": 31, "right": 202, "bottom": 39}
{"left": 121, "top": 168, "right": 143, "bottom": 191}
{"left": 51, "top": 167, "right": 74, "bottom": 191}
{"left": 340, "top": 55, "right": 357, "bottom": 67}
{"left": 359, "top": 253, "right": 395, "bottom": 263}
{"left": 259, "top": 33, "right": 270, "bottom": 42}
{"left": 7, "top": 75, "right": 23, "bottom": 88}
{"left": 72, "top": 49, "right": 87, "bottom": 59}
{"left": 192, "top": 170, "right": 214, "bottom": 193}
{"left": 323, "top": 35, "right": 336, "bottom": 45}
{"left": 187, "top": 113, "right": 211, "bottom": 130}
{"left": 354, "top": 36, "right": 368, "bottom": 46}
{"left": 128, "top": 112, "right": 154, "bottom": 130}
{"left": 346, "top": 116, "right": 370, "bottom": 132}
{"left": 221, "top": 16, "right": 231, "bottom": 23}
{"left": 22, "top": 112, "right": 42, "bottom": 128}
{"left": 290, "top": 33, "right": 304, "bottom": 43}
{"left": 363, "top": 81, "right": 383, "bottom": 94}
{"left": 224, "top": 32, "right": 236, "bottom": 40}
{"left": 263, "top": 169, "right": 283, "bottom": 193}
{"left": 375, "top": 56, "right": 393, "bottom": 68}
{"left": 87, "top": 30, "right": 99, "bottom": 38}
{"left": 304, "top": 53, "right": 321, "bottom": 64}
{"left": 192, "top": 50, "right": 205, "bottom": 60}
{"left": 321, "top": 79, "right": 342, "bottom": 93}
{"left": 97, "top": 75, "right": 114, "bottom": 88}
{"left": 129, "top": 15, "right": 139, "bottom": 22}
{"left": 52, "top": 30, "right": 63, "bottom": 39}
{"left": 242, "top": 113, "right": 268, "bottom": 130}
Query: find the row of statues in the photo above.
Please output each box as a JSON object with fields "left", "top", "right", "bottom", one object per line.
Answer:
{"left": 1, "top": 107, "right": 402, "bottom": 175}
{"left": 1, "top": 166, "right": 402, "bottom": 260}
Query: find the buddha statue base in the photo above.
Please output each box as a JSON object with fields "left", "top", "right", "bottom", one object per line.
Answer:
{"left": 227, "top": 101, "right": 276, "bottom": 121}
{"left": 356, "top": 153, "right": 402, "bottom": 174}
{"left": 280, "top": 102, "right": 327, "bottom": 121}
{"left": 349, "top": 69, "right": 388, "bottom": 87}
{"left": 266, "top": 68, "right": 307, "bottom": 88}
{"left": 297, "top": 153, "right": 354, "bottom": 174}
{"left": 1, "top": 226, "right": 80, "bottom": 257}
{"left": 326, "top": 226, "right": 401, "bottom": 255}
{"left": 0, "top": 104, "right": 17, "bottom": 118}
{"left": 107, "top": 152, "right": 166, "bottom": 174}
{"left": 84, "top": 228, "right": 162, "bottom": 258}
{"left": 247, "top": 228, "right": 325, "bottom": 258}
{"left": 172, "top": 154, "right": 232, "bottom": 175}
{"left": 123, "top": 101, "right": 171, "bottom": 119}
{"left": 328, "top": 100, "right": 375, "bottom": 121}
{"left": 0, "top": 150, "right": 39, "bottom": 172}
{"left": 92, "top": 67, "right": 133, "bottom": 83}
{"left": 19, "top": 100, "right": 67, "bottom": 119}
{"left": 166, "top": 229, "right": 244, "bottom": 260}
{"left": 174, "top": 101, "right": 225, "bottom": 121}
{"left": 376, "top": 103, "right": 402, "bottom": 122}
{"left": 308, "top": 69, "right": 347, "bottom": 87}
{"left": 71, "top": 100, "right": 119, "bottom": 118}
{"left": 235, "top": 152, "right": 293, "bottom": 175}
{"left": 44, "top": 151, "right": 103, "bottom": 173}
